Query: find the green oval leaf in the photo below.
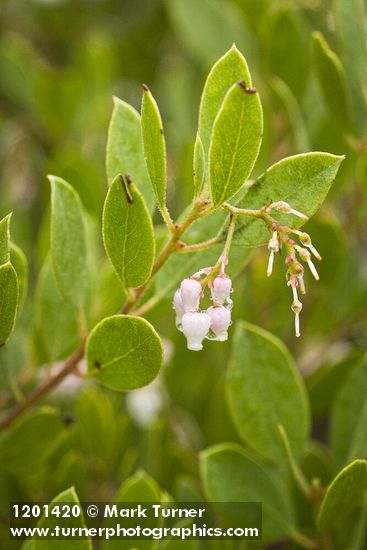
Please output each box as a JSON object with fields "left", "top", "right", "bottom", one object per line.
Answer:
{"left": 233, "top": 152, "right": 344, "bottom": 247}
{"left": 209, "top": 80, "right": 263, "bottom": 206}
{"left": 330, "top": 358, "right": 367, "bottom": 469}
{"left": 103, "top": 470, "right": 161, "bottom": 550}
{"left": 116, "top": 469, "right": 161, "bottom": 502}
{"left": 227, "top": 321, "right": 310, "bottom": 465}
{"left": 106, "top": 97, "right": 154, "bottom": 212}
{"left": 141, "top": 86, "right": 167, "bottom": 211}
{"left": 34, "top": 257, "right": 80, "bottom": 364}
{"left": 193, "top": 133, "right": 205, "bottom": 197}
{"left": 200, "top": 443, "right": 297, "bottom": 543}
{"left": 33, "top": 487, "right": 92, "bottom": 550}
{"left": 49, "top": 175, "right": 90, "bottom": 313}
{"left": 86, "top": 315, "right": 162, "bottom": 391}
{"left": 313, "top": 31, "right": 350, "bottom": 128}
{"left": 103, "top": 175, "right": 155, "bottom": 290}
{"left": 0, "top": 213, "right": 11, "bottom": 265}
{"left": 317, "top": 460, "right": 367, "bottom": 532}
{"left": 198, "top": 44, "right": 252, "bottom": 161}
{"left": 0, "top": 408, "right": 66, "bottom": 474}
{"left": 0, "top": 262, "right": 18, "bottom": 346}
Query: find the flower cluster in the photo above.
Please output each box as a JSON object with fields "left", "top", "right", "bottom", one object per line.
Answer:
{"left": 173, "top": 267, "right": 233, "bottom": 351}
{"left": 265, "top": 202, "right": 321, "bottom": 337}
{"left": 173, "top": 200, "right": 322, "bottom": 347}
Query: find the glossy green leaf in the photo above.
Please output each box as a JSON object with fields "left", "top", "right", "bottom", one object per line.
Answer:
{"left": 193, "top": 133, "right": 205, "bottom": 197}
{"left": 200, "top": 443, "right": 297, "bottom": 543}
{"left": 33, "top": 487, "right": 91, "bottom": 550}
{"left": 0, "top": 408, "right": 66, "bottom": 474}
{"left": 34, "top": 257, "right": 80, "bottom": 364}
{"left": 0, "top": 213, "right": 11, "bottom": 265}
{"left": 0, "top": 262, "right": 18, "bottom": 346}
{"left": 227, "top": 321, "right": 310, "bottom": 464}
{"left": 317, "top": 460, "right": 367, "bottom": 532}
{"left": 103, "top": 175, "right": 155, "bottom": 290}
{"left": 49, "top": 175, "right": 90, "bottom": 312}
{"left": 10, "top": 242, "right": 28, "bottom": 310}
{"left": 86, "top": 315, "right": 162, "bottom": 391}
{"left": 232, "top": 152, "right": 344, "bottom": 247}
{"left": 141, "top": 85, "right": 167, "bottom": 210}
{"left": 198, "top": 44, "right": 252, "bottom": 160}
{"left": 313, "top": 31, "right": 350, "bottom": 128}
{"left": 106, "top": 97, "right": 154, "bottom": 211}
{"left": 330, "top": 358, "right": 367, "bottom": 468}
{"left": 209, "top": 80, "right": 262, "bottom": 206}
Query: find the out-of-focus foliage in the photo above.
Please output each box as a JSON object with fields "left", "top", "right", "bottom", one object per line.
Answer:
{"left": 0, "top": 1, "right": 366, "bottom": 549}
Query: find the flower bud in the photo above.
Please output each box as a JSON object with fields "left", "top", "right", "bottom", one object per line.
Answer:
{"left": 173, "top": 289, "right": 185, "bottom": 328}
{"left": 211, "top": 275, "right": 232, "bottom": 305}
{"left": 180, "top": 278, "right": 202, "bottom": 312}
{"left": 299, "top": 232, "right": 311, "bottom": 246}
{"left": 291, "top": 299, "right": 302, "bottom": 338}
{"left": 268, "top": 231, "right": 279, "bottom": 253}
{"left": 299, "top": 232, "right": 321, "bottom": 260}
{"left": 206, "top": 306, "right": 231, "bottom": 341}
{"left": 291, "top": 299, "right": 302, "bottom": 314}
{"left": 296, "top": 246, "right": 311, "bottom": 262}
{"left": 272, "top": 201, "right": 308, "bottom": 220}
{"left": 181, "top": 312, "right": 211, "bottom": 351}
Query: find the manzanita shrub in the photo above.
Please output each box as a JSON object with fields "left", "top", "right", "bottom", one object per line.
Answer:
{"left": 1, "top": 40, "right": 367, "bottom": 549}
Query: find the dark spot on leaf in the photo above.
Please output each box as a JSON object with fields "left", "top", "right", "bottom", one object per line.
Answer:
{"left": 61, "top": 414, "right": 75, "bottom": 427}
{"left": 237, "top": 80, "right": 257, "bottom": 94}
{"left": 119, "top": 175, "right": 134, "bottom": 204}
{"left": 160, "top": 128, "right": 164, "bottom": 135}
{"left": 94, "top": 360, "right": 101, "bottom": 370}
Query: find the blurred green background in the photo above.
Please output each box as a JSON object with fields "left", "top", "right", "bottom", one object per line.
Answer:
{"left": 0, "top": 0, "right": 366, "bottom": 547}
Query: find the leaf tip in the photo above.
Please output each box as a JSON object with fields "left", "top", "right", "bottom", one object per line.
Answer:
{"left": 3, "top": 211, "right": 13, "bottom": 223}
{"left": 46, "top": 174, "right": 57, "bottom": 186}
{"left": 142, "top": 83, "right": 150, "bottom": 92}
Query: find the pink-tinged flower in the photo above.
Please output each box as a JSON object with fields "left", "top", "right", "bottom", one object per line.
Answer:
{"left": 211, "top": 275, "right": 232, "bottom": 305}
{"left": 206, "top": 306, "right": 231, "bottom": 341}
{"left": 173, "top": 289, "right": 185, "bottom": 329}
{"left": 180, "top": 278, "right": 202, "bottom": 312}
{"left": 181, "top": 311, "right": 211, "bottom": 351}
